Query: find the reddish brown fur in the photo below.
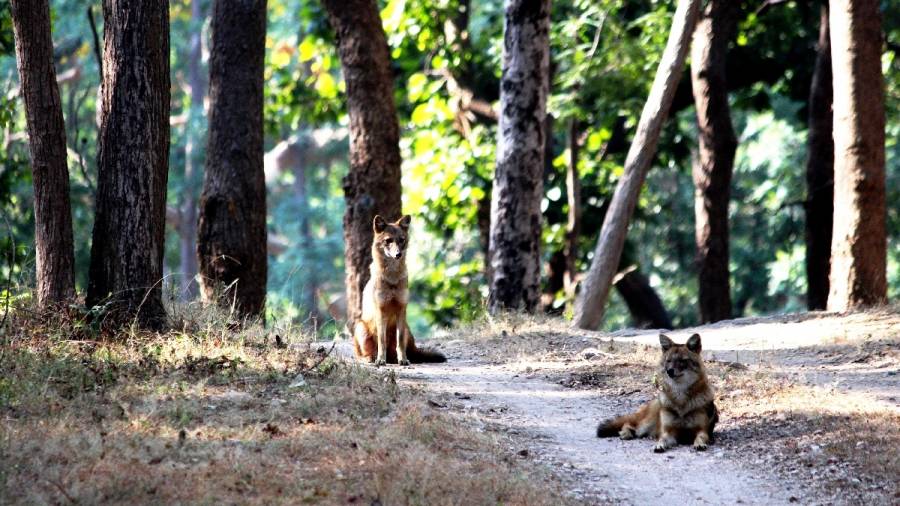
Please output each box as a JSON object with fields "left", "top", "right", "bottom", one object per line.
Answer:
{"left": 596, "top": 333, "right": 718, "bottom": 452}
{"left": 352, "top": 215, "right": 445, "bottom": 365}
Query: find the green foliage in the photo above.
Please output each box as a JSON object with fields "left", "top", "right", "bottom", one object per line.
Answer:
{"left": 1, "top": 0, "right": 898, "bottom": 333}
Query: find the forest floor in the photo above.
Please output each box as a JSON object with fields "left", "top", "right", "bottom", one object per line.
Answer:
{"left": 1, "top": 308, "right": 898, "bottom": 504}
{"left": 369, "top": 309, "right": 900, "bottom": 505}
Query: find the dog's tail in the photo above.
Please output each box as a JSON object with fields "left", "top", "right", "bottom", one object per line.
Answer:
{"left": 596, "top": 412, "right": 637, "bottom": 438}
{"left": 407, "top": 340, "right": 447, "bottom": 363}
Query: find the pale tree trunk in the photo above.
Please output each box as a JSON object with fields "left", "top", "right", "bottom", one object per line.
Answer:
{"left": 87, "top": 0, "right": 170, "bottom": 329}
{"left": 488, "top": 0, "right": 550, "bottom": 314}
{"left": 690, "top": 0, "right": 739, "bottom": 323}
{"left": 826, "top": 0, "right": 886, "bottom": 310}
{"left": 564, "top": 117, "right": 581, "bottom": 304}
{"left": 291, "top": 141, "right": 322, "bottom": 323}
{"left": 10, "top": 0, "right": 76, "bottom": 307}
{"left": 198, "top": 0, "right": 268, "bottom": 319}
{"left": 805, "top": 5, "right": 834, "bottom": 311}
{"left": 322, "top": 0, "right": 403, "bottom": 327}
{"left": 180, "top": 0, "right": 205, "bottom": 301}
{"left": 572, "top": 0, "right": 701, "bottom": 330}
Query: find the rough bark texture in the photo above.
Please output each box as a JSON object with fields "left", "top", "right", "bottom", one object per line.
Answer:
{"left": 322, "top": 0, "right": 403, "bottom": 328}
{"left": 614, "top": 269, "right": 673, "bottom": 329}
{"left": 805, "top": 5, "right": 834, "bottom": 311}
{"left": 690, "top": 0, "right": 739, "bottom": 323}
{"left": 572, "top": 0, "right": 701, "bottom": 330}
{"left": 826, "top": 0, "right": 886, "bottom": 310}
{"left": 198, "top": 0, "right": 268, "bottom": 319}
{"left": 179, "top": 0, "right": 204, "bottom": 301}
{"left": 488, "top": 0, "right": 550, "bottom": 314}
{"left": 10, "top": 0, "right": 76, "bottom": 307}
{"left": 86, "top": 0, "right": 169, "bottom": 329}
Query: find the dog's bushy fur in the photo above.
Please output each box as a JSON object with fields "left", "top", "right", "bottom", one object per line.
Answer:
{"left": 352, "top": 215, "right": 445, "bottom": 365}
{"left": 596, "top": 333, "right": 718, "bottom": 452}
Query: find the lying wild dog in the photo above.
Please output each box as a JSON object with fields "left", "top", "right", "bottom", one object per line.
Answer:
{"left": 596, "top": 333, "right": 718, "bottom": 452}
{"left": 353, "top": 215, "right": 446, "bottom": 366}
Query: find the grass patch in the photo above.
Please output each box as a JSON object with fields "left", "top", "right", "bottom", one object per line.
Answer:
{"left": 0, "top": 305, "right": 568, "bottom": 505}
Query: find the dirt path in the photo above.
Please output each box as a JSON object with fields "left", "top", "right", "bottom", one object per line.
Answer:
{"left": 329, "top": 310, "right": 899, "bottom": 504}
{"left": 397, "top": 350, "right": 801, "bottom": 505}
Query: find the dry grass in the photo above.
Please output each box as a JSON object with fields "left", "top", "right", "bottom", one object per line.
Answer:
{"left": 0, "top": 304, "right": 569, "bottom": 505}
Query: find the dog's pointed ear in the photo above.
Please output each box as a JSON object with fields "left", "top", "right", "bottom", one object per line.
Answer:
{"left": 373, "top": 215, "right": 387, "bottom": 233}
{"left": 686, "top": 333, "right": 702, "bottom": 353}
{"left": 397, "top": 215, "right": 411, "bottom": 230}
{"left": 659, "top": 334, "right": 674, "bottom": 351}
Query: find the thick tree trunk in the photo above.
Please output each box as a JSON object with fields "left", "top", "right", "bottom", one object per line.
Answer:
{"left": 614, "top": 269, "right": 673, "bottom": 329}
{"left": 488, "top": 0, "right": 550, "bottom": 314}
{"left": 179, "top": 0, "right": 205, "bottom": 301}
{"left": 690, "top": 0, "right": 739, "bottom": 323}
{"left": 10, "top": 0, "right": 76, "bottom": 307}
{"left": 805, "top": 5, "right": 834, "bottom": 311}
{"left": 322, "top": 0, "right": 403, "bottom": 327}
{"left": 198, "top": 0, "right": 268, "bottom": 319}
{"left": 86, "top": 0, "right": 169, "bottom": 329}
{"left": 826, "top": 0, "right": 886, "bottom": 310}
{"left": 572, "top": 0, "right": 701, "bottom": 330}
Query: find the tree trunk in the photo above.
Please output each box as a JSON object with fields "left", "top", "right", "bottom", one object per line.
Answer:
{"left": 572, "top": 0, "right": 701, "bottom": 330}
{"left": 826, "top": 0, "right": 886, "bottom": 310}
{"left": 690, "top": 0, "right": 739, "bottom": 323}
{"left": 805, "top": 5, "right": 834, "bottom": 311}
{"left": 488, "top": 0, "right": 550, "bottom": 314}
{"left": 614, "top": 269, "right": 673, "bottom": 329}
{"left": 564, "top": 117, "right": 581, "bottom": 303}
{"left": 291, "top": 141, "right": 322, "bottom": 323}
{"left": 322, "top": 0, "right": 403, "bottom": 327}
{"left": 198, "top": 0, "right": 268, "bottom": 319}
{"left": 9, "top": 0, "right": 76, "bottom": 307}
{"left": 86, "top": 0, "right": 169, "bottom": 329}
{"left": 179, "top": 0, "right": 205, "bottom": 301}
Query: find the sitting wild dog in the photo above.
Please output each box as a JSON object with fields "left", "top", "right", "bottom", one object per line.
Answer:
{"left": 353, "top": 215, "right": 446, "bottom": 366}
{"left": 596, "top": 333, "right": 718, "bottom": 452}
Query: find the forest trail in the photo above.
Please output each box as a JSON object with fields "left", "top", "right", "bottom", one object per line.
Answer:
{"left": 331, "top": 310, "right": 899, "bottom": 504}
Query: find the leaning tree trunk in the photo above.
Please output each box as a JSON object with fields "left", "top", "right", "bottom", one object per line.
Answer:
{"left": 690, "top": 0, "right": 739, "bottom": 323}
{"left": 826, "top": 0, "right": 886, "bottom": 310}
{"left": 572, "top": 0, "right": 701, "bottom": 330}
{"left": 198, "top": 0, "right": 268, "bottom": 319}
{"left": 9, "top": 0, "right": 76, "bottom": 307}
{"left": 805, "top": 5, "right": 834, "bottom": 311}
{"left": 179, "top": 0, "right": 205, "bottom": 301}
{"left": 321, "top": 0, "right": 403, "bottom": 327}
{"left": 86, "top": 0, "right": 169, "bottom": 329}
{"left": 488, "top": 0, "right": 551, "bottom": 314}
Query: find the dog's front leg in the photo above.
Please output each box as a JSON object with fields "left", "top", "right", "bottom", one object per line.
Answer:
{"left": 374, "top": 309, "right": 387, "bottom": 366}
{"left": 396, "top": 307, "right": 410, "bottom": 366}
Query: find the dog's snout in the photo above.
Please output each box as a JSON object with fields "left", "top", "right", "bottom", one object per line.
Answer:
{"left": 666, "top": 368, "right": 676, "bottom": 378}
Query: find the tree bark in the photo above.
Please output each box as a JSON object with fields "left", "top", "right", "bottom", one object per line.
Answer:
{"left": 805, "top": 5, "right": 834, "bottom": 311}
{"left": 564, "top": 117, "right": 581, "bottom": 303}
{"left": 179, "top": 0, "right": 205, "bottom": 301}
{"left": 826, "top": 0, "right": 886, "bottom": 310}
{"left": 322, "top": 0, "right": 403, "bottom": 327}
{"left": 10, "top": 0, "right": 76, "bottom": 307}
{"left": 488, "top": 0, "right": 551, "bottom": 314}
{"left": 690, "top": 0, "right": 739, "bottom": 324}
{"left": 572, "top": 0, "right": 701, "bottom": 330}
{"left": 198, "top": 0, "right": 268, "bottom": 319}
{"left": 614, "top": 269, "right": 673, "bottom": 329}
{"left": 86, "top": 0, "right": 169, "bottom": 329}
